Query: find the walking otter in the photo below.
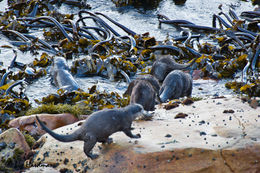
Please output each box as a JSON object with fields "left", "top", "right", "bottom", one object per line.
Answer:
{"left": 51, "top": 57, "right": 80, "bottom": 91}
{"left": 130, "top": 80, "right": 156, "bottom": 111}
{"left": 36, "top": 104, "right": 144, "bottom": 159}
{"left": 159, "top": 70, "right": 192, "bottom": 102}
{"left": 150, "top": 55, "right": 196, "bottom": 82}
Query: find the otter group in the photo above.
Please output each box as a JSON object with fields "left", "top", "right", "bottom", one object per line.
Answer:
{"left": 37, "top": 54, "right": 194, "bottom": 159}
{"left": 126, "top": 54, "right": 194, "bottom": 110}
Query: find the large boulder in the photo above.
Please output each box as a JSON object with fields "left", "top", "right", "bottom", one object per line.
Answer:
{"left": 26, "top": 96, "right": 259, "bottom": 172}
{"left": 0, "top": 128, "right": 31, "bottom": 171}
{"left": 8, "top": 113, "right": 79, "bottom": 136}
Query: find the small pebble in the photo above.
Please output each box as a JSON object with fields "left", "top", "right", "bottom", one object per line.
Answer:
{"left": 175, "top": 113, "right": 188, "bottom": 119}
{"left": 223, "top": 109, "right": 234, "bottom": 113}
{"left": 200, "top": 132, "right": 207, "bottom": 136}
{"left": 165, "top": 134, "right": 172, "bottom": 138}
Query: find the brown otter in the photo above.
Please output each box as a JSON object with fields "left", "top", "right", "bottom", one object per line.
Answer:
{"left": 159, "top": 70, "right": 192, "bottom": 102}
{"left": 51, "top": 57, "right": 79, "bottom": 91}
{"left": 36, "top": 104, "right": 144, "bottom": 159}
{"left": 124, "top": 74, "right": 160, "bottom": 96}
{"left": 150, "top": 55, "right": 196, "bottom": 82}
{"left": 130, "top": 80, "right": 156, "bottom": 111}
{"left": 124, "top": 74, "right": 160, "bottom": 111}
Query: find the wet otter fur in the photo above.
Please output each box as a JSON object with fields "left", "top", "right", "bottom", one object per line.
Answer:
{"left": 130, "top": 80, "right": 156, "bottom": 111}
{"left": 51, "top": 57, "right": 79, "bottom": 91}
{"left": 36, "top": 104, "right": 144, "bottom": 159}
{"left": 159, "top": 70, "right": 192, "bottom": 102}
{"left": 124, "top": 74, "right": 160, "bottom": 96}
{"left": 150, "top": 55, "right": 196, "bottom": 82}
{"left": 124, "top": 75, "right": 160, "bottom": 111}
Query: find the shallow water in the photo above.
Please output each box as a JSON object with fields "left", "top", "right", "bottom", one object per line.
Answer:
{"left": 0, "top": 0, "right": 255, "bottom": 107}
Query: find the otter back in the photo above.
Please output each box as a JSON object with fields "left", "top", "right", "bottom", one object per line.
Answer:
{"left": 150, "top": 55, "right": 196, "bottom": 82}
{"left": 159, "top": 70, "right": 192, "bottom": 102}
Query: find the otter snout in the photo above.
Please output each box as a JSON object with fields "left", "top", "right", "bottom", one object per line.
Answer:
{"left": 159, "top": 91, "right": 168, "bottom": 103}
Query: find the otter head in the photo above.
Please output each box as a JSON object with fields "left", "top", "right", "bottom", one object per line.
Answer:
{"left": 126, "top": 103, "right": 144, "bottom": 120}
{"left": 54, "top": 57, "right": 69, "bottom": 70}
{"left": 150, "top": 62, "right": 167, "bottom": 82}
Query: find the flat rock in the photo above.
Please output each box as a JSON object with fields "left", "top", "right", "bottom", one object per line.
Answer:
{"left": 8, "top": 113, "right": 79, "bottom": 136}
{"left": 22, "top": 167, "right": 60, "bottom": 173}
{"left": 26, "top": 96, "right": 260, "bottom": 172}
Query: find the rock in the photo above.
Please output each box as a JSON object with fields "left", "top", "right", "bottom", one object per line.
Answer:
{"left": 223, "top": 109, "right": 235, "bottom": 113}
{"left": 182, "top": 98, "right": 194, "bottom": 105}
{"left": 112, "top": 0, "right": 161, "bottom": 9}
{"left": 163, "top": 103, "right": 179, "bottom": 110}
{"left": 165, "top": 134, "right": 172, "bottom": 138}
{"left": 192, "top": 70, "right": 203, "bottom": 80}
{"left": 23, "top": 167, "right": 60, "bottom": 173}
{"left": 27, "top": 96, "right": 260, "bottom": 172}
{"left": 249, "top": 99, "right": 258, "bottom": 109}
{"left": 174, "top": 113, "right": 188, "bottom": 119}
{"left": 0, "top": 128, "right": 31, "bottom": 170}
{"left": 8, "top": 113, "right": 79, "bottom": 136}
{"left": 173, "top": 0, "right": 187, "bottom": 5}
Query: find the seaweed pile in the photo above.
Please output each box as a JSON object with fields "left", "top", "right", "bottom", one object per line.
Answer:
{"left": 0, "top": 1, "right": 259, "bottom": 131}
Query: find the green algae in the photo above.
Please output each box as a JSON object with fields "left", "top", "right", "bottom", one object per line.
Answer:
{"left": 23, "top": 133, "right": 36, "bottom": 149}
{"left": 26, "top": 103, "right": 92, "bottom": 118}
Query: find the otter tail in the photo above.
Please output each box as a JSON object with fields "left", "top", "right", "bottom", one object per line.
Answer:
{"left": 36, "top": 116, "right": 79, "bottom": 142}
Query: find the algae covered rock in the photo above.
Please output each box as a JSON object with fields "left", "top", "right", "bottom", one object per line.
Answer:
{"left": 0, "top": 128, "right": 31, "bottom": 171}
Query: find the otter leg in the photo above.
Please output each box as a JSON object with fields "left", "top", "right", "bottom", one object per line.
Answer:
{"left": 105, "top": 137, "right": 113, "bottom": 144}
{"left": 187, "top": 89, "right": 192, "bottom": 97}
{"left": 83, "top": 135, "right": 98, "bottom": 159}
{"left": 186, "top": 84, "right": 192, "bottom": 97}
{"left": 99, "top": 137, "right": 113, "bottom": 144}
{"left": 123, "top": 129, "right": 141, "bottom": 138}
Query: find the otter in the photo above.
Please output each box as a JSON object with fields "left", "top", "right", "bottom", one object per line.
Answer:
{"left": 150, "top": 55, "right": 196, "bottom": 82}
{"left": 51, "top": 57, "right": 79, "bottom": 91}
{"left": 124, "top": 74, "right": 160, "bottom": 96}
{"left": 36, "top": 104, "right": 144, "bottom": 159}
{"left": 124, "top": 74, "right": 160, "bottom": 111}
{"left": 159, "top": 70, "right": 192, "bottom": 102}
{"left": 130, "top": 80, "right": 156, "bottom": 111}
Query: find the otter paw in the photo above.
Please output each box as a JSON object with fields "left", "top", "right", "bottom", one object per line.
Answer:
{"left": 134, "top": 134, "right": 141, "bottom": 138}
{"left": 88, "top": 153, "right": 99, "bottom": 160}
{"left": 106, "top": 138, "right": 113, "bottom": 144}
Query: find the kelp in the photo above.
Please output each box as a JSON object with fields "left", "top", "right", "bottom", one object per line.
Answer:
{"left": 225, "top": 80, "right": 260, "bottom": 97}
{"left": 32, "top": 52, "right": 53, "bottom": 67}
{"left": 34, "top": 85, "right": 130, "bottom": 112}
